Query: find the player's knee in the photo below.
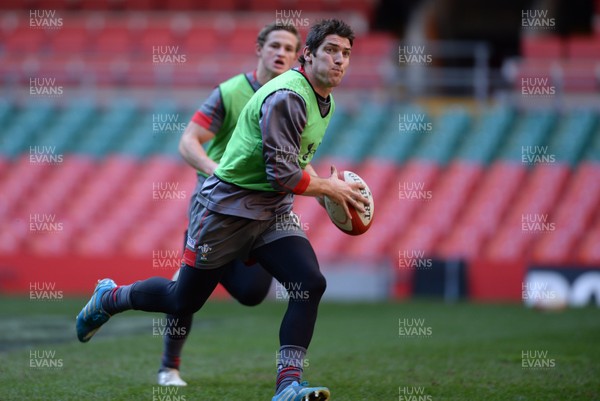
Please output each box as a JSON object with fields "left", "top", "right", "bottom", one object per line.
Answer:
{"left": 237, "top": 295, "right": 264, "bottom": 307}
{"left": 172, "top": 304, "right": 193, "bottom": 315}
{"left": 172, "top": 299, "right": 202, "bottom": 315}
{"left": 304, "top": 271, "right": 327, "bottom": 298}
{"left": 236, "top": 288, "right": 269, "bottom": 306}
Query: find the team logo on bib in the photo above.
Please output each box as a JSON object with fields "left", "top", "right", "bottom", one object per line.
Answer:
{"left": 301, "top": 142, "right": 317, "bottom": 162}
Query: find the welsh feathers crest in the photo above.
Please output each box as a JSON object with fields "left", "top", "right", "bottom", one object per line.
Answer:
{"left": 198, "top": 243, "right": 212, "bottom": 260}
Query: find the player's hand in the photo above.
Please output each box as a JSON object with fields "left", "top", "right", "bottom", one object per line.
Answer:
{"left": 326, "top": 165, "right": 370, "bottom": 220}
{"left": 206, "top": 162, "right": 218, "bottom": 176}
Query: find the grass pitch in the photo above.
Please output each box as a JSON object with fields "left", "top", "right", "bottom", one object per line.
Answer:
{"left": 0, "top": 297, "right": 599, "bottom": 400}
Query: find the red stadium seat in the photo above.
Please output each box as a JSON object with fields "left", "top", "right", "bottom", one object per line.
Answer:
{"left": 531, "top": 163, "right": 600, "bottom": 264}
{"left": 123, "top": 202, "right": 188, "bottom": 255}
{"left": 461, "top": 162, "right": 526, "bottom": 236}
{"left": 0, "top": 218, "right": 29, "bottom": 253}
{"left": 79, "top": 0, "right": 114, "bottom": 10}
{"left": 388, "top": 162, "right": 482, "bottom": 261}
{"left": 207, "top": 0, "right": 237, "bottom": 11}
{"left": 49, "top": 24, "right": 91, "bottom": 54}
{"left": 510, "top": 57, "right": 599, "bottom": 93}
{"left": 0, "top": 157, "right": 9, "bottom": 180}
{"left": 226, "top": 28, "right": 259, "bottom": 55}
{"left": 560, "top": 60, "right": 599, "bottom": 92}
{"left": 531, "top": 229, "right": 577, "bottom": 265}
{"left": 514, "top": 35, "right": 600, "bottom": 92}
{"left": 21, "top": 157, "right": 95, "bottom": 254}
{"left": 247, "top": 0, "right": 281, "bottom": 11}
{"left": 4, "top": 27, "right": 47, "bottom": 54}
{"left": 414, "top": 161, "right": 482, "bottom": 235}
{"left": 180, "top": 27, "right": 219, "bottom": 55}
{"left": 123, "top": 0, "right": 159, "bottom": 10}
{"left": 521, "top": 35, "right": 564, "bottom": 59}
{"left": 63, "top": 156, "right": 138, "bottom": 231}
{"left": 438, "top": 162, "right": 526, "bottom": 259}
{"left": 29, "top": 157, "right": 94, "bottom": 212}
{"left": 347, "top": 161, "right": 439, "bottom": 260}
{"left": 342, "top": 0, "right": 377, "bottom": 18}
{"left": 392, "top": 225, "right": 438, "bottom": 263}
{"left": 0, "top": 155, "right": 50, "bottom": 221}
{"left": 116, "top": 158, "right": 193, "bottom": 255}
{"left": 438, "top": 227, "right": 487, "bottom": 260}
{"left": 351, "top": 33, "right": 395, "bottom": 58}
{"left": 69, "top": 157, "right": 141, "bottom": 253}
{"left": 1, "top": 158, "right": 76, "bottom": 254}
{"left": 165, "top": 0, "right": 197, "bottom": 10}
{"left": 484, "top": 164, "right": 569, "bottom": 260}
{"left": 576, "top": 223, "right": 600, "bottom": 265}
{"left": 93, "top": 27, "right": 134, "bottom": 54}
{"left": 139, "top": 27, "right": 176, "bottom": 54}
{"left": 566, "top": 36, "right": 600, "bottom": 60}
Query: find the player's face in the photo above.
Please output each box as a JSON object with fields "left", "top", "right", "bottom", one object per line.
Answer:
{"left": 257, "top": 30, "right": 299, "bottom": 76}
{"left": 304, "top": 34, "right": 351, "bottom": 90}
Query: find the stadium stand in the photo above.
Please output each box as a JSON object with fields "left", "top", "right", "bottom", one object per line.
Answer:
{"left": 0, "top": 2, "right": 599, "bottom": 301}
{"left": 1, "top": 95, "right": 599, "bottom": 266}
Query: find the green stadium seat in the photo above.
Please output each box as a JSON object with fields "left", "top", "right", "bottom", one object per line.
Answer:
{"left": 370, "top": 105, "right": 428, "bottom": 163}
{"left": 1, "top": 126, "right": 33, "bottom": 158}
{"left": 1, "top": 101, "right": 56, "bottom": 158}
{"left": 116, "top": 123, "right": 160, "bottom": 158}
{"left": 497, "top": 109, "right": 556, "bottom": 164}
{"left": 154, "top": 110, "right": 188, "bottom": 160}
{"left": 37, "top": 100, "right": 96, "bottom": 154}
{"left": 326, "top": 102, "right": 389, "bottom": 163}
{"left": 0, "top": 99, "right": 13, "bottom": 126}
{"left": 549, "top": 109, "right": 596, "bottom": 165}
{"left": 411, "top": 107, "right": 470, "bottom": 165}
{"left": 582, "top": 120, "right": 600, "bottom": 161}
{"left": 74, "top": 100, "right": 138, "bottom": 157}
{"left": 455, "top": 105, "right": 515, "bottom": 164}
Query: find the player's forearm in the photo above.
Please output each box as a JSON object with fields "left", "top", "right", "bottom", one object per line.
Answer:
{"left": 178, "top": 135, "right": 218, "bottom": 175}
{"left": 301, "top": 174, "right": 336, "bottom": 198}
{"left": 304, "top": 164, "right": 318, "bottom": 177}
{"left": 302, "top": 164, "right": 325, "bottom": 206}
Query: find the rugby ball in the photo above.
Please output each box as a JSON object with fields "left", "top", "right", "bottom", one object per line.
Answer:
{"left": 324, "top": 171, "right": 374, "bottom": 235}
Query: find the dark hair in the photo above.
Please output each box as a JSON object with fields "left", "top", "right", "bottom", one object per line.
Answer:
{"left": 256, "top": 22, "right": 302, "bottom": 53}
{"left": 298, "top": 19, "right": 355, "bottom": 66}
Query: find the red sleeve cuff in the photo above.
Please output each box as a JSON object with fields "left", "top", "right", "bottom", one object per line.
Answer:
{"left": 292, "top": 170, "right": 311, "bottom": 194}
{"left": 191, "top": 111, "right": 212, "bottom": 130}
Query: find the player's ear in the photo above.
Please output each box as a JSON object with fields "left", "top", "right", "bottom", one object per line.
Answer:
{"left": 302, "top": 46, "right": 312, "bottom": 64}
{"left": 255, "top": 43, "right": 262, "bottom": 57}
